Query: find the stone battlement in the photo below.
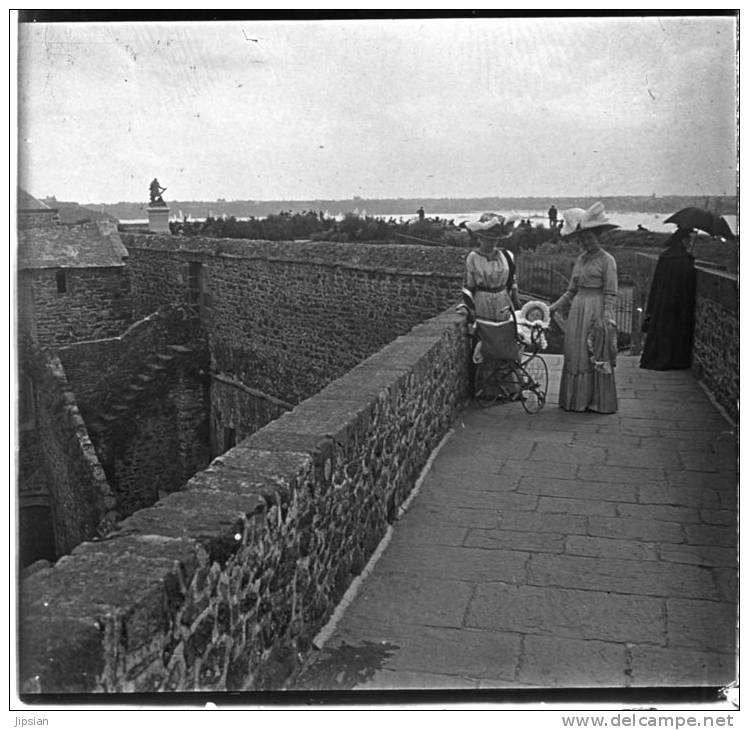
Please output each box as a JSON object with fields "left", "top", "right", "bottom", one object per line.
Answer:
{"left": 19, "top": 307, "right": 470, "bottom": 693}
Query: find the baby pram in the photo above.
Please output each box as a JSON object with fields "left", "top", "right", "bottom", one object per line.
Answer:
{"left": 457, "top": 289, "right": 549, "bottom": 413}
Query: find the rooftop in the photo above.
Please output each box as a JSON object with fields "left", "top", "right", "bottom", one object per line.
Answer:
{"left": 18, "top": 189, "right": 56, "bottom": 212}
{"left": 17, "top": 220, "right": 129, "bottom": 270}
{"left": 41, "top": 198, "right": 119, "bottom": 225}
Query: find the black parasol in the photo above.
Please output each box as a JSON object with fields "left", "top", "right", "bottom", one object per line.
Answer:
{"left": 663, "top": 207, "right": 736, "bottom": 242}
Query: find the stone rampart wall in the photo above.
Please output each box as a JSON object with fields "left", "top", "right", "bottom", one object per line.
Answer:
{"left": 691, "top": 267, "right": 738, "bottom": 422}
{"left": 56, "top": 306, "right": 211, "bottom": 525}
{"left": 209, "top": 374, "right": 292, "bottom": 458}
{"left": 20, "top": 267, "right": 132, "bottom": 348}
{"left": 19, "top": 308, "right": 470, "bottom": 693}
{"left": 123, "top": 235, "right": 466, "bottom": 405}
{"left": 29, "top": 352, "right": 118, "bottom": 557}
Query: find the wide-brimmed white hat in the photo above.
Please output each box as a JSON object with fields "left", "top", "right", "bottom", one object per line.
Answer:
{"left": 560, "top": 201, "right": 619, "bottom": 237}
{"left": 465, "top": 214, "right": 513, "bottom": 239}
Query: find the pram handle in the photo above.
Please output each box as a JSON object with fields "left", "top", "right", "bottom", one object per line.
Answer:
{"left": 530, "top": 322, "right": 546, "bottom": 345}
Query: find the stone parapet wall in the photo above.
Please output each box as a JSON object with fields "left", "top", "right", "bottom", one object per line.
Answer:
{"left": 123, "top": 235, "right": 466, "bottom": 404}
{"left": 209, "top": 374, "right": 292, "bottom": 457}
{"left": 125, "top": 246, "right": 192, "bottom": 318}
{"left": 204, "top": 255, "right": 461, "bottom": 404}
{"left": 691, "top": 267, "right": 738, "bottom": 422}
{"left": 20, "top": 267, "right": 131, "bottom": 348}
{"left": 121, "top": 235, "right": 468, "bottom": 276}
{"left": 28, "top": 352, "right": 118, "bottom": 557}
{"left": 19, "top": 308, "right": 470, "bottom": 693}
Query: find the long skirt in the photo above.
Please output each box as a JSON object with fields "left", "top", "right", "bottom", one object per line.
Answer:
{"left": 559, "top": 289, "right": 618, "bottom": 413}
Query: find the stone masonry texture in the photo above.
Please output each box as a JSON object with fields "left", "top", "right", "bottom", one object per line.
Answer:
{"left": 19, "top": 305, "right": 471, "bottom": 693}
{"left": 25, "top": 349, "right": 118, "bottom": 556}
{"left": 19, "top": 267, "right": 132, "bottom": 348}
{"left": 18, "top": 236, "right": 737, "bottom": 695}
{"left": 691, "top": 268, "right": 738, "bottom": 422}
{"left": 293, "top": 356, "right": 737, "bottom": 691}
{"left": 123, "top": 235, "right": 465, "bottom": 406}
{"left": 56, "top": 305, "right": 211, "bottom": 526}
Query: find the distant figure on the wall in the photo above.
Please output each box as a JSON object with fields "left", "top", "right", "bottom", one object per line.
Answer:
{"left": 637, "top": 223, "right": 650, "bottom": 232}
{"left": 548, "top": 205, "right": 558, "bottom": 228}
{"left": 417, "top": 206, "right": 425, "bottom": 221}
{"left": 149, "top": 178, "right": 167, "bottom": 207}
{"left": 640, "top": 227, "right": 697, "bottom": 371}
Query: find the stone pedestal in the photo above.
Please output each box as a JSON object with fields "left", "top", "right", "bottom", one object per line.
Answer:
{"left": 147, "top": 206, "right": 171, "bottom": 234}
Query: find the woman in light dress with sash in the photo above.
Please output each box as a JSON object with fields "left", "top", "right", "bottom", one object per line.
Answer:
{"left": 463, "top": 218, "right": 521, "bottom": 397}
{"left": 463, "top": 218, "right": 520, "bottom": 320}
{"left": 549, "top": 202, "right": 619, "bottom": 414}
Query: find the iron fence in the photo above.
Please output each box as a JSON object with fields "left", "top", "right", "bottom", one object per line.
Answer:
{"left": 516, "top": 255, "right": 642, "bottom": 351}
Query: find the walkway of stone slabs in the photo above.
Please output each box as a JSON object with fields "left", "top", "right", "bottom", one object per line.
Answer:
{"left": 292, "top": 355, "right": 738, "bottom": 692}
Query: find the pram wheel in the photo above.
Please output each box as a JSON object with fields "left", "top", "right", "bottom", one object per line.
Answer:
{"left": 474, "top": 361, "right": 520, "bottom": 408}
{"left": 474, "top": 367, "right": 500, "bottom": 408}
{"left": 520, "top": 354, "right": 548, "bottom": 414}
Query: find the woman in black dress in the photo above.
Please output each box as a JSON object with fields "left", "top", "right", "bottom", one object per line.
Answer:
{"left": 640, "top": 228, "right": 697, "bottom": 370}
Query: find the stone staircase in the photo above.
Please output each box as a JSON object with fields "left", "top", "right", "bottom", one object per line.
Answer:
{"left": 87, "top": 343, "right": 195, "bottom": 436}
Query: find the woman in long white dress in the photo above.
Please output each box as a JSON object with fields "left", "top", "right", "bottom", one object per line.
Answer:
{"left": 549, "top": 203, "right": 619, "bottom": 414}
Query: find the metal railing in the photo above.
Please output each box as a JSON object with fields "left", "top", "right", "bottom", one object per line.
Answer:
{"left": 516, "top": 255, "right": 642, "bottom": 352}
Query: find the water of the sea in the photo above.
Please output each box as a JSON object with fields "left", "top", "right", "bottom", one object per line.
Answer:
{"left": 390, "top": 210, "right": 738, "bottom": 235}
{"left": 121, "top": 210, "right": 737, "bottom": 235}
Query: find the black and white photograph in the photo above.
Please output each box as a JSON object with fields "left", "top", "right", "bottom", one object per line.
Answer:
{"left": 11, "top": 10, "right": 739, "bottom": 716}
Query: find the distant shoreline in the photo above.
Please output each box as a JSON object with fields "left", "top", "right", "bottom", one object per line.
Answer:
{"left": 85, "top": 194, "right": 737, "bottom": 222}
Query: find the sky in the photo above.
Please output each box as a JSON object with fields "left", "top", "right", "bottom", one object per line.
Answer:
{"left": 15, "top": 15, "right": 739, "bottom": 204}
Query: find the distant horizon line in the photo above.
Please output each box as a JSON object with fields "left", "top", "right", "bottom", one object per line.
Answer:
{"left": 73, "top": 192, "right": 737, "bottom": 207}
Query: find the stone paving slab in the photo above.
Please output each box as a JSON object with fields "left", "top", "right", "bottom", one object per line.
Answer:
{"left": 537, "top": 495, "right": 618, "bottom": 516}
{"left": 419, "top": 487, "right": 539, "bottom": 512}
{"left": 519, "top": 476, "right": 638, "bottom": 503}
{"left": 465, "top": 583, "right": 665, "bottom": 644}
{"left": 528, "top": 554, "right": 719, "bottom": 599}
{"left": 464, "top": 527, "right": 565, "bottom": 553}
{"left": 344, "top": 573, "right": 474, "bottom": 628}
{"left": 328, "top": 618, "right": 523, "bottom": 681}
{"left": 292, "top": 355, "right": 738, "bottom": 691}
{"left": 659, "top": 543, "right": 737, "bottom": 568}
{"left": 401, "top": 501, "right": 500, "bottom": 530}
{"left": 564, "top": 535, "right": 659, "bottom": 562}
{"left": 374, "top": 544, "right": 530, "bottom": 583}
{"left": 665, "top": 599, "right": 738, "bottom": 653}
{"left": 713, "top": 568, "right": 738, "bottom": 603}
{"left": 518, "top": 635, "right": 629, "bottom": 688}
{"left": 628, "top": 646, "right": 736, "bottom": 687}
{"left": 586, "top": 515, "right": 685, "bottom": 543}
{"left": 355, "top": 669, "right": 480, "bottom": 690}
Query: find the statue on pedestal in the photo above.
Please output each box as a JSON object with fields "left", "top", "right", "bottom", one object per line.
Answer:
{"left": 149, "top": 178, "right": 167, "bottom": 207}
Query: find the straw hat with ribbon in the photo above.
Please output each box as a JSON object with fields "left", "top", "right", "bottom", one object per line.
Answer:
{"left": 560, "top": 201, "right": 619, "bottom": 238}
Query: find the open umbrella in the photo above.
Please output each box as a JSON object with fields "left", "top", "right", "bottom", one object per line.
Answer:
{"left": 664, "top": 207, "right": 736, "bottom": 242}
